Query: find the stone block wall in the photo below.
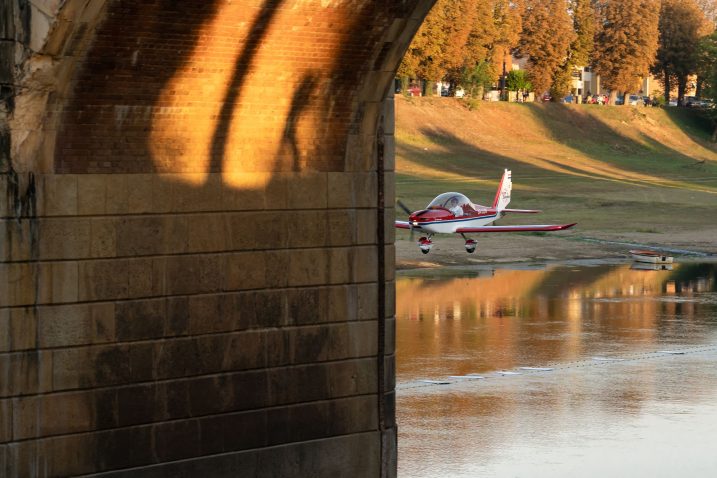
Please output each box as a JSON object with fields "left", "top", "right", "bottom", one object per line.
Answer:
{"left": 1, "top": 0, "right": 434, "bottom": 476}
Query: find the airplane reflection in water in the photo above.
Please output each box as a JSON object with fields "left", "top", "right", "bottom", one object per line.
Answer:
{"left": 396, "top": 262, "right": 717, "bottom": 381}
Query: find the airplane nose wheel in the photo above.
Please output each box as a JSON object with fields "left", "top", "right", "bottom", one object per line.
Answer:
{"left": 464, "top": 237, "right": 477, "bottom": 254}
{"left": 418, "top": 236, "right": 433, "bottom": 254}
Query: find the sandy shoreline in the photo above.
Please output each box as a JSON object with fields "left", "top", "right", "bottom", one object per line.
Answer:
{"left": 395, "top": 229, "right": 717, "bottom": 270}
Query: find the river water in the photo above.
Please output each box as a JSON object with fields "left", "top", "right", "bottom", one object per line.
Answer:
{"left": 396, "top": 261, "right": 717, "bottom": 477}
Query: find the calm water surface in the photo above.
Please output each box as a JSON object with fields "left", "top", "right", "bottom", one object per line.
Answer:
{"left": 396, "top": 261, "right": 717, "bottom": 477}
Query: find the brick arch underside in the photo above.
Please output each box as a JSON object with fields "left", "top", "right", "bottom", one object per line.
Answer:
{"left": 2, "top": 0, "right": 435, "bottom": 477}
{"left": 54, "top": 0, "right": 395, "bottom": 175}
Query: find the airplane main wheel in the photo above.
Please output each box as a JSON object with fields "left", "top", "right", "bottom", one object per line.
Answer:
{"left": 418, "top": 237, "right": 433, "bottom": 254}
{"left": 465, "top": 239, "right": 477, "bottom": 254}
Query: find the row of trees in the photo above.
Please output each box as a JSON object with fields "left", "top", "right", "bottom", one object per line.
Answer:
{"left": 399, "top": 0, "right": 717, "bottom": 104}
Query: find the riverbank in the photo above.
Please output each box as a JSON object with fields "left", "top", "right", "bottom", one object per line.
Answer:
{"left": 394, "top": 97, "right": 717, "bottom": 269}
{"left": 395, "top": 230, "right": 717, "bottom": 269}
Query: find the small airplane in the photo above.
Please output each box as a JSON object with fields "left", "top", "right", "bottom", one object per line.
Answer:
{"left": 395, "top": 169, "right": 576, "bottom": 254}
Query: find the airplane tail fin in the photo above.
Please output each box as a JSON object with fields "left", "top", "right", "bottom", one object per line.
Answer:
{"left": 492, "top": 169, "right": 512, "bottom": 211}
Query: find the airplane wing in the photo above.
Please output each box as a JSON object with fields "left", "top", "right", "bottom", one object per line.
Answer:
{"left": 501, "top": 208, "right": 542, "bottom": 214}
{"left": 395, "top": 221, "right": 412, "bottom": 229}
{"left": 456, "top": 223, "right": 576, "bottom": 233}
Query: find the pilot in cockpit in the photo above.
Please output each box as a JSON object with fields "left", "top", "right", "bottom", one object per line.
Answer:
{"left": 448, "top": 196, "right": 463, "bottom": 217}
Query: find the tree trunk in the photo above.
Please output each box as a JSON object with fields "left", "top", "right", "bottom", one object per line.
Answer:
{"left": 677, "top": 77, "right": 686, "bottom": 106}
{"left": 664, "top": 72, "right": 671, "bottom": 104}
{"left": 400, "top": 76, "right": 409, "bottom": 95}
{"left": 609, "top": 90, "right": 618, "bottom": 105}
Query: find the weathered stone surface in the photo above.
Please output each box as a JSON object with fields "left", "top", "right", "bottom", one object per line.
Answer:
{"left": 94, "top": 432, "right": 381, "bottom": 478}
{"left": 6, "top": 395, "right": 379, "bottom": 477}
{"left": 0, "top": 307, "right": 37, "bottom": 352}
{"left": 38, "top": 302, "right": 114, "bottom": 348}
{"left": 0, "top": 398, "right": 10, "bottom": 443}
{"left": 0, "top": 351, "right": 50, "bottom": 398}
{"left": 11, "top": 356, "right": 378, "bottom": 443}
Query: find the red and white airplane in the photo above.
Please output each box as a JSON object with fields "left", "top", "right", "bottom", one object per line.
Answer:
{"left": 395, "top": 169, "right": 576, "bottom": 254}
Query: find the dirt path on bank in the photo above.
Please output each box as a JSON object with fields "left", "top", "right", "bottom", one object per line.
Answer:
{"left": 395, "top": 227, "right": 717, "bottom": 269}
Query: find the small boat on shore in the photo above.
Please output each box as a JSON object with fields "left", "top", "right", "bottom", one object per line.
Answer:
{"left": 629, "top": 249, "right": 673, "bottom": 264}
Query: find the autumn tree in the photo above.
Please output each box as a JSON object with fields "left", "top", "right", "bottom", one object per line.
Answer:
{"left": 493, "top": 0, "right": 525, "bottom": 49}
{"left": 592, "top": 0, "right": 660, "bottom": 104}
{"left": 442, "top": 0, "right": 481, "bottom": 84}
{"left": 516, "top": 0, "right": 575, "bottom": 96}
{"left": 399, "top": 1, "right": 497, "bottom": 94}
{"left": 569, "top": 0, "right": 597, "bottom": 67}
{"left": 397, "top": 2, "right": 450, "bottom": 92}
{"left": 458, "top": 0, "right": 525, "bottom": 95}
{"left": 399, "top": 0, "right": 526, "bottom": 96}
{"left": 653, "top": 0, "right": 711, "bottom": 105}
{"left": 551, "top": 67, "right": 575, "bottom": 100}
{"left": 551, "top": 0, "right": 597, "bottom": 99}
{"left": 464, "top": 1, "right": 499, "bottom": 68}
{"left": 492, "top": 0, "right": 525, "bottom": 78}
{"left": 457, "top": 1, "right": 500, "bottom": 96}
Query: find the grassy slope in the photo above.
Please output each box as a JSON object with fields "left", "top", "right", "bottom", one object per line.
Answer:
{"left": 395, "top": 97, "right": 717, "bottom": 248}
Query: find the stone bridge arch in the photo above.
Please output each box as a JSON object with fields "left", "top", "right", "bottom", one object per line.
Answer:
{"left": 1, "top": 0, "right": 435, "bottom": 476}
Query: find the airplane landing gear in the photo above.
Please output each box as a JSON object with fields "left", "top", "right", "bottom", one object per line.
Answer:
{"left": 418, "top": 236, "right": 433, "bottom": 254}
{"left": 464, "top": 239, "right": 477, "bottom": 254}
{"left": 461, "top": 233, "right": 477, "bottom": 254}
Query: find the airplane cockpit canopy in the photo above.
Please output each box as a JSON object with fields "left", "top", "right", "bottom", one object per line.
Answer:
{"left": 427, "top": 192, "right": 472, "bottom": 210}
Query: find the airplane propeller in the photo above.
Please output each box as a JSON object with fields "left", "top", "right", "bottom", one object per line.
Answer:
{"left": 397, "top": 199, "right": 413, "bottom": 216}
{"left": 396, "top": 199, "right": 416, "bottom": 240}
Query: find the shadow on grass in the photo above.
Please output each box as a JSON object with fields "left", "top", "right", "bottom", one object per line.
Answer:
{"left": 661, "top": 107, "right": 715, "bottom": 143}
{"left": 523, "top": 103, "right": 717, "bottom": 175}
{"left": 398, "top": 103, "right": 717, "bottom": 194}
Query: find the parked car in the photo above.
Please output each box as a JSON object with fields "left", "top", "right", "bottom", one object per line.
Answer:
{"left": 408, "top": 85, "right": 421, "bottom": 97}
{"left": 439, "top": 86, "right": 465, "bottom": 97}
{"left": 688, "top": 98, "right": 714, "bottom": 108}
{"left": 628, "top": 94, "right": 644, "bottom": 106}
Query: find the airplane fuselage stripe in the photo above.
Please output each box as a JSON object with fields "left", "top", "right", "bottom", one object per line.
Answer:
{"left": 416, "top": 214, "right": 497, "bottom": 226}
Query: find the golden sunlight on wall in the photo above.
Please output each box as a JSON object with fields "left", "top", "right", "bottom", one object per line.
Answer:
{"left": 149, "top": 1, "right": 353, "bottom": 186}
